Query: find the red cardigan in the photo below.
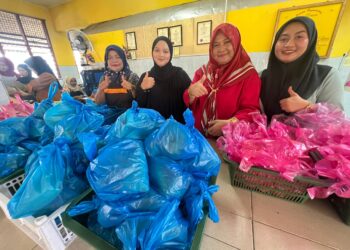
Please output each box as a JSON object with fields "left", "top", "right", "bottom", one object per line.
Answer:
{"left": 183, "top": 68, "right": 261, "bottom": 133}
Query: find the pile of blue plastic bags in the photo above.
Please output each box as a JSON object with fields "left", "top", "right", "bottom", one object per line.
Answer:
{"left": 0, "top": 82, "right": 221, "bottom": 249}
{"left": 69, "top": 101, "right": 221, "bottom": 249}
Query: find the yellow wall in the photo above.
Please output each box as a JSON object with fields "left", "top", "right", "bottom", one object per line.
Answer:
{"left": 122, "top": 13, "right": 224, "bottom": 59}
{"left": 50, "top": 0, "right": 197, "bottom": 32}
{"left": 0, "top": 0, "right": 75, "bottom": 66}
{"left": 227, "top": 0, "right": 350, "bottom": 57}
{"left": 87, "top": 30, "right": 125, "bottom": 63}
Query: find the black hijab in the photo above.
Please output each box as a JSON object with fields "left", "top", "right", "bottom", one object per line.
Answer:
{"left": 149, "top": 36, "right": 177, "bottom": 80}
{"left": 24, "top": 56, "right": 55, "bottom": 76}
{"left": 17, "top": 64, "right": 34, "bottom": 84}
{"left": 260, "top": 16, "right": 331, "bottom": 120}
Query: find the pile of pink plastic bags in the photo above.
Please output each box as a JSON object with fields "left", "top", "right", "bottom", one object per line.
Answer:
{"left": 218, "top": 103, "right": 350, "bottom": 199}
{"left": 0, "top": 94, "right": 34, "bottom": 120}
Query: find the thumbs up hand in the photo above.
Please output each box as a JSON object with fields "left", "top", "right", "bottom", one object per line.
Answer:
{"left": 121, "top": 75, "right": 133, "bottom": 90}
{"left": 188, "top": 74, "right": 208, "bottom": 101}
{"left": 140, "top": 72, "right": 155, "bottom": 90}
{"left": 280, "top": 86, "right": 311, "bottom": 113}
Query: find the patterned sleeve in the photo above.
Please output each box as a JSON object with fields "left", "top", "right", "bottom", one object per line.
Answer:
{"left": 127, "top": 72, "right": 140, "bottom": 86}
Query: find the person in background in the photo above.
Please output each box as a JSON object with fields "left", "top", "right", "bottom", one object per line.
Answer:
{"left": 25, "top": 56, "right": 61, "bottom": 102}
{"left": 63, "top": 77, "right": 85, "bottom": 97}
{"left": 17, "top": 64, "right": 34, "bottom": 84}
{"left": 16, "top": 64, "right": 36, "bottom": 101}
{"left": 136, "top": 36, "right": 191, "bottom": 123}
{"left": 183, "top": 23, "right": 261, "bottom": 137}
{"left": 0, "top": 57, "right": 18, "bottom": 85}
{"left": 95, "top": 45, "right": 139, "bottom": 108}
{"left": 260, "top": 16, "right": 344, "bottom": 121}
{"left": 0, "top": 57, "right": 28, "bottom": 96}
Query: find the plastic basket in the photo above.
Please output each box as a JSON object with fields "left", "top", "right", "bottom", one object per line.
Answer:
{"left": 0, "top": 170, "right": 76, "bottom": 250}
{"left": 62, "top": 174, "right": 217, "bottom": 250}
{"left": 329, "top": 195, "right": 350, "bottom": 225}
{"left": 223, "top": 154, "right": 329, "bottom": 204}
{"left": 61, "top": 188, "right": 208, "bottom": 250}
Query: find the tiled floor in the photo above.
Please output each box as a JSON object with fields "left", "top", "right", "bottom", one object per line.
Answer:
{"left": 1, "top": 156, "right": 350, "bottom": 249}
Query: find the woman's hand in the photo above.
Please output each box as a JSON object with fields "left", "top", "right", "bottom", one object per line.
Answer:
{"left": 207, "top": 119, "right": 232, "bottom": 137}
{"left": 280, "top": 86, "right": 310, "bottom": 113}
{"left": 140, "top": 72, "right": 155, "bottom": 90}
{"left": 98, "top": 75, "right": 111, "bottom": 91}
{"left": 121, "top": 75, "right": 134, "bottom": 90}
{"left": 188, "top": 75, "right": 208, "bottom": 102}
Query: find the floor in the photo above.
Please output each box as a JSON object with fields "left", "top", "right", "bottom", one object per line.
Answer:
{"left": 1, "top": 145, "right": 350, "bottom": 250}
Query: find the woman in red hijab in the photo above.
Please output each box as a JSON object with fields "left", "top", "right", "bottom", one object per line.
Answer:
{"left": 183, "top": 23, "right": 261, "bottom": 137}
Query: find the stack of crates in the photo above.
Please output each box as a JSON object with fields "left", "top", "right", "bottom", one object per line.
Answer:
{"left": 0, "top": 169, "right": 76, "bottom": 250}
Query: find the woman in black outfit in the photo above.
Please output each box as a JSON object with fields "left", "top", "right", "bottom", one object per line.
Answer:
{"left": 136, "top": 36, "right": 191, "bottom": 123}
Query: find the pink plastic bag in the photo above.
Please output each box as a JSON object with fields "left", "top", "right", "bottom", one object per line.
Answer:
{"left": 218, "top": 103, "right": 350, "bottom": 198}
{"left": 0, "top": 94, "right": 34, "bottom": 121}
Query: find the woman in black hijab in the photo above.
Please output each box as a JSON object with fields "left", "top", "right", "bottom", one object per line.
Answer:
{"left": 17, "top": 64, "right": 34, "bottom": 84}
{"left": 136, "top": 36, "right": 191, "bottom": 123}
{"left": 25, "top": 56, "right": 61, "bottom": 102}
{"left": 260, "top": 16, "right": 344, "bottom": 121}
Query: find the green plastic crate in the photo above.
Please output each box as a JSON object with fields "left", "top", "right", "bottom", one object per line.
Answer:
{"left": 61, "top": 188, "right": 209, "bottom": 250}
{"left": 0, "top": 168, "right": 25, "bottom": 185}
{"left": 329, "top": 195, "right": 350, "bottom": 225}
{"left": 62, "top": 173, "right": 217, "bottom": 250}
{"left": 224, "top": 154, "right": 329, "bottom": 203}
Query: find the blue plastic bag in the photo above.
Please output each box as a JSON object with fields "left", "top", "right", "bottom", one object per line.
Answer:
{"left": 44, "top": 93, "right": 78, "bottom": 129}
{"left": 87, "top": 139, "right": 149, "bottom": 201}
{"left": 149, "top": 156, "right": 193, "bottom": 199}
{"left": 19, "top": 140, "right": 41, "bottom": 152}
{"left": 97, "top": 188, "right": 168, "bottom": 228}
{"left": 115, "top": 215, "right": 154, "bottom": 250}
{"left": 70, "top": 142, "right": 90, "bottom": 176}
{"left": 68, "top": 189, "right": 167, "bottom": 228}
{"left": 31, "top": 81, "right": 60, "bottom": 119}
{"left": 87, "top": 212, "right": 122, "bottom": 248}
{"left": 0, "top": 117, "right": 28, "bottom": 146}
{"left": 24, "top": 115, "right": 47, "bottom": 140}
{"left": 22, "top": 82, "right": 59, "bottom": 144}
{"left": 106, "top": 101, "right": 165, "bottom": 141}
{"left": 78, "top": 125, "right": 111, "bottom": 161}
{"left": 182, "top": 109, "right": 221, "bottom": 178}
{"left": 0, "top": 146, "right": 30, "bottom": 178}
{"left": 44, "top": 93, "right": 105, "bottom": 141}
{"left": 145, "top": 116, "right": 199, "bottom": 160}
{"left": 184, "top": 180, "right": 219, "bottom": 237}
{"left": 8, "top": 138, "right": 88, "bottom": 218}
{"left": 85, "top": 100, "right": 126, "bottom": 125}
{"left": 139, "top": 200, "right": 189, "bottom": 250}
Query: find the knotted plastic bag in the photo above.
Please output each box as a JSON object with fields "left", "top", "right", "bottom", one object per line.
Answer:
{"left": 106, "top": 101, "right": 165, "bottom": 141}
{"left": 184, "top": 180, "right": 219, "bottom": 237}
{"left": 44, "top": 93, "right": 104, "bottom": 141}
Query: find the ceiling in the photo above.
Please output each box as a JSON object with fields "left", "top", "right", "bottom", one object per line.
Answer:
{"left": 24, "top": 0, "right": 72, "bottom": 8}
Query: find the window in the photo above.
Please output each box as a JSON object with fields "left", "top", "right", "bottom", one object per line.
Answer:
{"left": 0, "top": 10, "right": 59, "bottom": 77}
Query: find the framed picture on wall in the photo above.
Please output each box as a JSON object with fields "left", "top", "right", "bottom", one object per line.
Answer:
{"left": 169, "top": 25, "right": 182, "bottom": 47}
{"left": 197, "top": 20, "right": 212, "bottom": 45}
{"left": 157, "top": 27, "right": 169, "bottom": 38}
{"left": 130, "top": 51, "right": 137, "bottom": 60}
{"left": 125, "top": 32, "right": 137, "bottom": 50}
